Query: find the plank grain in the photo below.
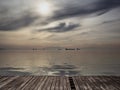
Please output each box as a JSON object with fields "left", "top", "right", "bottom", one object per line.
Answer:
{"left": 0, "top": 76, "right": 120, "bottom": 90}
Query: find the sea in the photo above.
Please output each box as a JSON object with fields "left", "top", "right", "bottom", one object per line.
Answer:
{"left": 0, "top": 49, "right": 120, "bottom": 76}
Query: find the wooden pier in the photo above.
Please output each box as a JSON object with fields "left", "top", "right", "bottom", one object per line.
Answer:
{"left": 0, "top": 76, "right": 120, "bottom": 90}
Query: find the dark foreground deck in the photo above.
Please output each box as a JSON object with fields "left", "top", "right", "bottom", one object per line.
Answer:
{"left": 0, "top": 76, "right": 120, "bottom": 90}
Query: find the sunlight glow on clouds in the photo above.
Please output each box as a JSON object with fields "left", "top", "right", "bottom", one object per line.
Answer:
{"left": 36, "top": 0, "right": 54, "bottom": 17}
{"left": 0, "top": 0, "right": 120, "bottom": 48}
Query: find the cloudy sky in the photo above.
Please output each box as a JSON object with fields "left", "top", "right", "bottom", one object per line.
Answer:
{"left": 0, "top": 0, "right": 120, "bottom": 49}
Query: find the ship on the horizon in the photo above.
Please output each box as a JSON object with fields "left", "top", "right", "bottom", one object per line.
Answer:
{"left": 65, "top": 48, "right": 80, "bottom": 50}
{"left": 32, "top": 48, "right": 37, "bottom": 50}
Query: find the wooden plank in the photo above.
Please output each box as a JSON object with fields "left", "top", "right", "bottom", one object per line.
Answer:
{"left": 0, "top": 76, "right": 29, "bottom": 90}
{"left": 0, "top": 76, "right": 120, "bottom": 90}
{"left": 27, "top": 76, "right": 41, "bottom": 90}
{"left": 90, "top": 76, "right": 103, "bottom": 90}
{"left": 29, "top": 76, "right": 42, "bottom": 90}
{"left": 66, "top": 77, "right": 71, "bottom": 90}
{"left": 72, "top": 77, "right": 80, "bottom": 90}
{"left": 42, "top": 76, "right": 52, "bottom": 90}
{"left": 109, "top": 76, "right": 120, "bottom": 89}
{"left": 46, "top": 76, "right": 54, "bottom": 90}
{"left": 37, "top": 76, "right": 48, "bottom": 90}
{"left": 63, "top": 76, "right": 67, "bottom": 90}
{"left": 62, "top": 76, "right": 68, "bottom": 90}
{"left": 55, "top": 76, "right": 60, "bottom": 90}
{"left": 17, "top": 76, "right": 33, "bottom": 90}
{"left": 72, "top": 76, "right": 120, "bottom": 90}
{"left": 50, "top": 76, "right": 57, "bottom": 90}
{"left": 20, "top": 76, "right": 36, "bottom": 90}
{"left": 0, "top": 76, "right": 19, "bottom": 89}
{"left": 22, "top": 76, "right": 40, "bottom": 90}
{"left": 34, "top": 76, "right": 45, "bottom": 90}
{"left": 0, "top": 77, "right": 9, "bottom": 83}
{"left": 59, "top": 76, "right": 64, "bottom": 90}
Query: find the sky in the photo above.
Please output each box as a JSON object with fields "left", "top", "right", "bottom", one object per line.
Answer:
{"left": 0, "top": 0, "right": 120, "bottom": 49}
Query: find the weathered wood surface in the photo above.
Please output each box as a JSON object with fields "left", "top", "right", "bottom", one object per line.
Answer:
{"left": 0, "top": 76, "right": 120, "bottom": 90}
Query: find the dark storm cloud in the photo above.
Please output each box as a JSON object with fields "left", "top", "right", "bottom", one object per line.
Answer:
{"left": 37, "top": 22, "right": 80, "bottom": 33}
{"left": 51, "top": 0, "right": 120, "bottom": 20}
{"left": 0, "top": 13, "right": 38, "bottom": 31}
{"left": 0, "top": 0, "right": 39, "bottom": 31}
{"left": 0, "top": 0, "right": 120, "bottom": 32}
{"left": 102, "top": 18, "right": 120, "bottom": 24}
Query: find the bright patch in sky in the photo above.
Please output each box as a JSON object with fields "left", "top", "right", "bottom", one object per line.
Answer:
{"left": 37, "top": 1, "right": 52, "bottom": 16}
{"left": 0, "top": 0, "right": 120, "bottom": 48}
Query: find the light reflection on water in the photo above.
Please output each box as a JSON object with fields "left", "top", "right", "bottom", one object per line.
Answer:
{"left": 0, "top": 50, "right": 120, "bottom": 76}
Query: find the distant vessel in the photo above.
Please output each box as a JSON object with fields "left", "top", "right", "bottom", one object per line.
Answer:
{"left": 65, "top": 48, "right": 75, "bottom": 50}
{"left": 32, "top": 48, "right": 37, "bottom": 50}
{"left": 65, "top": 48, "right": 80, "bottom": 50}
{"left": 76, "top": 48, "right": 80, "bottom": 50}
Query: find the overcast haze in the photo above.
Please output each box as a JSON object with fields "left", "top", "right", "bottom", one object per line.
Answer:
{"left": 0, "top": 0, "right": 120, "bottom": 49}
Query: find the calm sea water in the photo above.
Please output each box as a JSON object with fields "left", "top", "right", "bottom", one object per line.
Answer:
{"left": 0, "top": 50, "right": 120, "bottom": 76}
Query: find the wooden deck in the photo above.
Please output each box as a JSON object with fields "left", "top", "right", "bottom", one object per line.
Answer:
{"left": 0, "top": 76, "right": 120, "bottom": 90}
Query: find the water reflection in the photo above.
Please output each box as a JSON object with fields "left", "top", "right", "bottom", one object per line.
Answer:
{"left": 0, "top": 64, "right": 120, "bottom": 76}
{"left": 0, "top": 64, "right": 80, "bottom": 76}
{"left": 0, "top": 67, "right": 31, "bottom": 76}
{"left": 33, "top": 64, "right": 81, "bottom": 76}
{"left": 0, "top": 50, "right": 120, "bottom": 76}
